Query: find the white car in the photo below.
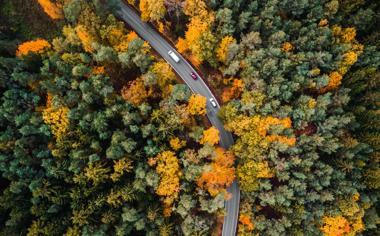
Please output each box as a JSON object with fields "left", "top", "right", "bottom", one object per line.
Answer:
{"left": 209, "top": 98, "right": 217, "bottom": 107}
{"left": 168, "top": 50, "right": 180, "bottom": 63}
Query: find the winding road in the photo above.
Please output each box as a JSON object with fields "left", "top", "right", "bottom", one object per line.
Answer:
{"left": 115, "top": 2, "right": 240, "bottom": 235}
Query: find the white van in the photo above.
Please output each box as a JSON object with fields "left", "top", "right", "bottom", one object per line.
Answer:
{"left": 168, "top": 50, "right": 180, "bottom": 63}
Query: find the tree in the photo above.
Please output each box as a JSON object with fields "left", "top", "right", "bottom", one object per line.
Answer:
{"left": 199, "top": 127, "right": 220, "bottom": 146}
{"left": 16, "top": 39, "right": 51, "bottom": 57}
{"left": 216, "top": 36, "right": 236, "bottom": 63}
{"left": 75, "top": 25, "right": 94, "bottom": 52}
{"left": 139, "top": 0, "right": 166, "bottom": 22}
{"left": 182, "top": 13, "right": 216, "bottom": 64}
{"left": 169, "top": 137, "right": 186, "bottom": 151}
{"left": 121, "top": 78, "right": 151, "bottom": 105}
{"left": 182, "top": 0, "right": 208, "bottom": 18}
{"left": 148, "top": 151, "right": 181, "bottom": 216}
{"left": 196, "top": 147, "right": 235, "bottom": 196}
{"left": 37, "top": 0, "right": 63, "bottom": 20}
{"left": 42, "top": 106, "right": 70, "bottom": 141}
{"left": 187, "top": 94, "right": 206, "bottom": 116}
{"left": 319, "top": 215, "right": 350, "bottom": 236}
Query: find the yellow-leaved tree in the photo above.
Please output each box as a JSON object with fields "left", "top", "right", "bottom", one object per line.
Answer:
{"left": 216, "top": 36, "right": 236, "bottom": 63}
{"left": 148, "top": 151, "right": 181, "bottom": 216}
{"left": 187, "top": 94, "right": 207, "bottom": 115}
{"left": 151, "top": 61, "right": 176, "bottom": 96}
{"left": 320, "top": 215, "right": 350, "bottom": 236}
{"left": 169, "top": 137, "right": 186, "bottom": 151}
{"left": 42, "top": 106, "right": 70, "bottom": 142}
{"left": 139, "top": 0, "right": 166, "bottom": 22}
{"left": 176, "top": 0, "right": 215, "bottom": 63}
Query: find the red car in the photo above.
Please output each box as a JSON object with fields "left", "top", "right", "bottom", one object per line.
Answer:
{"left": 190, "top": 72, "right": 197, "bottom": 80}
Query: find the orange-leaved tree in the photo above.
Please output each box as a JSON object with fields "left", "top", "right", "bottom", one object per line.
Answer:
{"left": 200, "top": 126, "right": 220, "bottom": 146}
{"left": 176, "top": 37, "right": 188, "bottom": 53}
{"left": 16, "top": 39, "right": 51, "bottom": 57}
{"left": 121, "top": 78, "right": 151, "bottom": 106}
{"left": 221, "top": 78, "right": 244, "bottom": 102}
{"left": 239, "top": 214, "right": 254, "bottom": 231}
{"left": 197, "top": 147, "right": 235, "bottom": 196}
{"left": 281, "top": 42, "right": 294, "bottom": 52}
{"left": 187, "top": 94, "right": 207, "bottom": 115}
{"left": 75, "top": 25, "right": 94, "bottom": 53}
{"left": 37, "top": 0, "right": 63, "bottom": 20}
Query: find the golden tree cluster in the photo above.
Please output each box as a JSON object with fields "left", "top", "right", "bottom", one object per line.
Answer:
{"left": 226, "top": 115, "right": 295, "bottom": 146}
{"left": 148, "top": 151, "right": 181, "bottom": 216}
{"left": 216, "top": 36, "right": 236, "bottom": 63}
{"left": 187, "top": 94, "right": 207, "bottom": 116}
{"left": 176, "top": 0, "right": 215, "bottom": 63}
{"left": 151, "top": 61, "right": 176, "bottom": 96}
{"left": 169, "top": 137, "right": 186, "bottom": 151}
{"left": 42, "top": 106, "right": 70, "bottom": 142}
{"left": 320, "top": 215, "right": 350, "bottom": 236}
{"left": 239, "top": 214, "right": 254, "bottom": 232}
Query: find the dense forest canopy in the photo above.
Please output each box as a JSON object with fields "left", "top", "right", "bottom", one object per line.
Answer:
{"left": 0, "top": 0, "right": 379, "bottom": 235}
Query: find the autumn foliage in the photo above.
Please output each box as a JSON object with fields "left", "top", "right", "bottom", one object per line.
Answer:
{"left": 197, "top": 147, "right": 235, "bottom": 196}
{"left": 320, "top": 215, "right": 351, "bottom": 236}
{"left": 216, "top": 36, "right": 236, "bottom": 63}
{"left": 75, "top": 25, "right": 94, "bottom": 53}
{"left": 139, "top": 0, "right": 166, "bottom": 22}
{"left": 239, "top": 214, "right": 254, "bottom": 231}
{"left": 42, "top": 106, "right": 70, "bottom": 141}
{"left": 221, "top": 79, "right": 244, "bottom": 102}
{"left": 281, "top": 42, "right": 294, "bottom": 52}
{"left": 37, "top": 0, "right": 63, "bottom": 20}
{"left": 148, "top": 151, "right": 181, "bottom": 216}
{"left": 187, "top": 94, "right": 207, "bottom": 115}
{"left": 200, "top": 126, "right": 220, "bottom": 146}
{"left": 169, "top": 137, "right": 186, "bottom": 151}
{"left": 16, "top": 39, "right": 51, "bottom": 57}
{"left": 121, "top": 78, "right": 151, "bottom": 105}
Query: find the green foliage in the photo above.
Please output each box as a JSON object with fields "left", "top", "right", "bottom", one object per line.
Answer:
{"left": 0, "top": 2, "right": 229, "bottom": 235}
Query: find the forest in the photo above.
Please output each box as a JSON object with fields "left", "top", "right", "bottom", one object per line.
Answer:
{"left": 0, "top": 0, "right": 379, "bottom": 235}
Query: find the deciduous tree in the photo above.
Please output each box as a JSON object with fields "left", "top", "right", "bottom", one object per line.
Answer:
{"left": 187, "top": 94, "right": 206, "bottom": 116}
{"left": 37, "top": 0, "right": 63, "bottom": 20}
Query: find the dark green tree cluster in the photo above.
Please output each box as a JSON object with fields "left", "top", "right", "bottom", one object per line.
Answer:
{"left": 185, "top": 0, "right": 379, "bottom": 235}
{"left": 0, "top": 1, "right": 232, "bottom": 235}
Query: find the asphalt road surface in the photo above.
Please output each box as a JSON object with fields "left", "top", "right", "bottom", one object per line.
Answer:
{"left": 115, "top": 2, "right": 240, "bottom": 235}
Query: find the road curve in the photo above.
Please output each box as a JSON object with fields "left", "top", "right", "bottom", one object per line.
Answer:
{"left": 114, "top": 2, "right": 240, "bottom": 235}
